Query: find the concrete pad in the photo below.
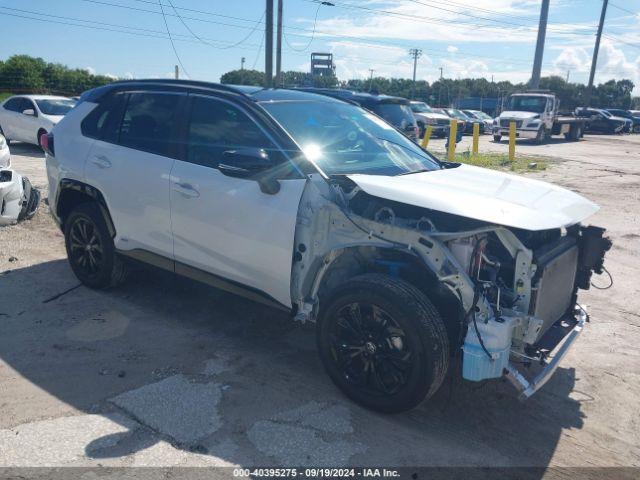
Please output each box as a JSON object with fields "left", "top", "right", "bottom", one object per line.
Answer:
{"left": 110, "top": 375, "right": 222, "bottom": 444}
{"left": 0, "top": 413, "right": 137, "bottom": 466}
{"left": 248, "top": 401, "right": 365, "bottom": 465}
{"left": 272, "top": 401, "right": 354, "bottom": 434}
{"left": 248, "top": 421, "right": 365, "bottom": 466}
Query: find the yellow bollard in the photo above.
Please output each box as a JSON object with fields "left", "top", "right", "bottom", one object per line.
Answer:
{"left": 472, "top": 122, "right": 480, "bottom": 158}
{"left": 447, "top": 119, "right": 457, "bottom": 161}
{"left": 508, "top": 120, "right": 516, "bottom": 161}
{"left": 421, "top": 125, "right": 433, "bottom": 149}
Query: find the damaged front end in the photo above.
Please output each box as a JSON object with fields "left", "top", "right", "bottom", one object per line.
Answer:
{"left": 291, "top": 173, "right": 611, "bottom": 400}
{"left": 0, "top": 169, "right": 41, "bottom": 226}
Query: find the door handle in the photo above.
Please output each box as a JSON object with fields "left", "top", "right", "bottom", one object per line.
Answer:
{"left": 172, "top": 182, "right": 200, "bottom": 199}
{"left": 90, "top": 155, "right": 112, "bottom": 169}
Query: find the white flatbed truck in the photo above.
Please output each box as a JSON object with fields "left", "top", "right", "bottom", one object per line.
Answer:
{"left": 493, "top": 91, "right": 588, "bottom": 144}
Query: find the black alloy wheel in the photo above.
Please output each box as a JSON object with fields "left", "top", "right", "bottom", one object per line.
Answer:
{"left": 329, "top": 302, "right": 413, "bottom": 397}
{"left": 68, "top": 216, "right": 104, "bottom": 278}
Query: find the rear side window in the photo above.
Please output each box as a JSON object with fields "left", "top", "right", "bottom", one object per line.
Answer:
{"left": 81, "top": 92, "right": 126, "bottom": 142}
{"left": 185, "top": 96, "right": 274, "bottom": 168}
{"left": 3, "top": 97, "right": 23, "bottom": 112}
{"left": 119, "top": 92, "right": 182, "bottom": 157}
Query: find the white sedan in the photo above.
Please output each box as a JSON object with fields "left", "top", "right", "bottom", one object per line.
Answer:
{"left": 0, "top": 95, "right": 76, "bottom": 148}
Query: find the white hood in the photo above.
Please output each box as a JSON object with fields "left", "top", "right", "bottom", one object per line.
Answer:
{"left": 414, "top": 112, "right": 451, "bottom": 121}
{"left": 499, "top": 111, "right": 540, "bottom": 120}
{"left": 347, "top": 164, "right": 599, "bottom": 231}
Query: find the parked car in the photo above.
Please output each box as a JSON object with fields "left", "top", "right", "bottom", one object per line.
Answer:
{"left": 444, "top": 108, "right": 485, "bottom": 134}
{"left": 432, "top": 108, "right": 465, "bottom": 134}
{"left": 409, "top": 101, "right": 452, "bottom": 138}
{"left": 0, "top": 136, "right": 39, "bottom": 225}
{"left": 605, "top": 109, "right": 640, "bottom": 133}
{"left": 0, "top": 95, "right": 76, "bottom": 148}
{"left": 463, "top": 110, "right": 494, "bottom": 133}
{"left": 0, "top": 134, "right": 9, "bottom": 168}
{"left": 46, "top": 80, "right": 610, "bottom": 413}
{"left": 297, "top": 88, "right": 420, "bottom": 142}
{"left": 575, "top": 107, "right": 627, "bottom": 134}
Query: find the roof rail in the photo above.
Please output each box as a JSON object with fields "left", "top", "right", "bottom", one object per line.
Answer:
{"left": 80, "top": 79, "right": 253, "bottom": 102}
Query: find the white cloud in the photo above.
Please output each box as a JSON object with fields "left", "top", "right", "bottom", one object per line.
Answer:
{"left": 447, "top": 46, "right": 459, "bottom": 53}
{"left": 85, "top": 66, "right": 96, "bottom": 75}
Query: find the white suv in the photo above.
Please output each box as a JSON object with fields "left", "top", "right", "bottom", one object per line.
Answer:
{"left": 46, "top": 80, "right": 611, "bottom": 412}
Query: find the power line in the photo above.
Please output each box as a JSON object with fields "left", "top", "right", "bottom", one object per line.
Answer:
{"left": 157, "top": 0, "right": 190, "bottom": 78}
{"left": 166, "top": 0, "right": 265, "bottom": 50}
{"left": 306, "top": 0, "right": 598, "bottom": 37}
{"left": 67, "top": 0, "right": 576, "bottom": 67}
{"left": 608, "top": 2, "right": 639, "bottom": 16}
{"left": 283, "top": 1, "right": 322, "bottom": 52}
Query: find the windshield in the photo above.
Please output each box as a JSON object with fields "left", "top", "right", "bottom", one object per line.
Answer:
{"left": 35, "top": 99, "right": 76, "bottom": 115}
{"left": 261, "top": 100, "right": 441, "bottom": 176}
{"left": 507, "top": 96, "right": 546, "bottom": 113}
{"left": 446, "top": 109, "right": 467, "bottom": 120}
{"left": 474, "top": 111, "right": 492, "bottom": 120}
{"left": 370, "top": 103, "right": 416, "bottom": 129}
{"left": 410, "top": 102, "right": 433, "bottom": 113}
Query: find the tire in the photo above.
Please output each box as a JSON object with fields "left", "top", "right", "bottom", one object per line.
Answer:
{"left": 633, "top": 125, "right": 640, "bottom": 134}
{"left": 64, "top": 202, "right": 127, "bottom": 289}
{"left": 493, "top": 134, "right": 502, "bottom": 142}
{"left": 317, "top": 273, "right": 449, "bottom": 413}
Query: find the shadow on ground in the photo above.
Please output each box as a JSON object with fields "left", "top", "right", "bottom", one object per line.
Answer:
{"left": 0, "top": 258, "right": 585, "bottom": 468}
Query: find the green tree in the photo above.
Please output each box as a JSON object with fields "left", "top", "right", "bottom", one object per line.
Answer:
{"left": 220, "top": 69, "right": 264, "bottom": 86}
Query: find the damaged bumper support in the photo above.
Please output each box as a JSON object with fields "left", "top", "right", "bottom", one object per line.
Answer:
{"left": 504, "top": 307, "right": 587, "bottom": 400}
{"left": 0, "top": 169, "right": 40, "bottom": 226}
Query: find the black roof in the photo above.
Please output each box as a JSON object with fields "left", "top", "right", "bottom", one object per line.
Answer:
{"left": 80, "top": 79, "right": 345, "bottom": 104}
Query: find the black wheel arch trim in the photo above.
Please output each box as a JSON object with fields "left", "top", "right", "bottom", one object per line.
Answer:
{"left": 56, "top": 179, "right": 116, "bottom": 237}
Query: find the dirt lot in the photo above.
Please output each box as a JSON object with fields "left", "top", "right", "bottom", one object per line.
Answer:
{"left": 1, "top": 134, "right": 639, "bottom": 473}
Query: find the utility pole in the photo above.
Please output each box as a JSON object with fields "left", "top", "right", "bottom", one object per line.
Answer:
{"left": 439, "top": 67, "right": 443, "bottom": 80}
{"left": 368, "top": 69, "right": 374, "bottom": 91}
{"left": 174, "top": 65, "right": 179, "bottom": 79}
{"left": 265, "top": 0, "right": 274, "bottom": 88}
{"left": 586, "top": 0, "right": 608, "bottom": 106}
{"left": 530, "top": 0, "right": 550, "bottom": 89}
{"left": 409, "top": 49, "right": 422, "bottom": 82}
{"left": 275, "top": 0, "right": 283, "bottom": 87}
{"left": 241, "top": 57, "right": 246, "bottom": 70}
{"left": 566, "top": 69, "right": 570, "bottom": 82}
{"left": 409, "top": 48, "right": 422, "bottom": 98}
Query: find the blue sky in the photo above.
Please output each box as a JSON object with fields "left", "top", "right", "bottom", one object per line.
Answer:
{"left": 0, "top": 0, "right": 639, "bottom": 89}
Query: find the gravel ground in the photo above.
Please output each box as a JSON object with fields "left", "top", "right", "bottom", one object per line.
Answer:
{"left": 0, "top": 136, "right": 639, "bottom": 474}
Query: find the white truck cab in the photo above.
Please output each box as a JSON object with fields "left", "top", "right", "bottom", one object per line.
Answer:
{"left": 494, "top": 92, "right": 585, "bottom": 144}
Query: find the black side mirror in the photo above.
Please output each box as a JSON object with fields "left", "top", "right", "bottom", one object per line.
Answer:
{"left": 218, "top": 148, "right": 280, "bottom": 195}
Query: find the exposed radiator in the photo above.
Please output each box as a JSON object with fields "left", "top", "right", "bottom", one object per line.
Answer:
{"left": 530, "top": 239, "right": 579, "bottom": 338}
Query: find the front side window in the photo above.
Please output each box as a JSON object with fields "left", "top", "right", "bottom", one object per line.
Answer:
{"left": 261, "top": 100, "right": 441, "bottom": 176}
{"left": 119, "top": 92, "right": 182, "bottom": 157}
{"left": 185, "top": 96, "right": 273, "bottom": 168}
